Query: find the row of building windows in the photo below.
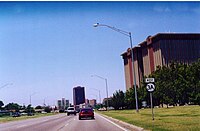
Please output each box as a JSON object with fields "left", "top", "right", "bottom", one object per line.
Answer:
{"left": 161, "top": 40, "right": 199, "bottom": 66}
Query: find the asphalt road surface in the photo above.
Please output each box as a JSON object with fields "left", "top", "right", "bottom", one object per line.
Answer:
{"left": 0, "top": 113, "right": 128, "bottom": 131}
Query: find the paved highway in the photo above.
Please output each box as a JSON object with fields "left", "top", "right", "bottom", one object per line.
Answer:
{"left": 0, "top": 113, "right": 129, "bottom": 131}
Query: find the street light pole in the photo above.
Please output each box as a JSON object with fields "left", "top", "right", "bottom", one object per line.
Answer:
{"left": 0, "top": 83, "right": 13, "bottom": 90}
{"left": 30, "top": 92, "right": 36, "bottom": 106}
{"left": 98, "top": 90, "right": 101, "bottom": 104}
{"left": 93, "top": 23, "right": 139, "bottom": 112}
{"left": 129, "top": 32, "right": 139, "bottom": 113}
{"left": 105, "top": 78, "right": 109, "bottom": 110}
{"left": 91, "top": 75, "right": 109, "bottom": 110}
{"left": 90, "top": 88, "right": 101, "bottom": 104}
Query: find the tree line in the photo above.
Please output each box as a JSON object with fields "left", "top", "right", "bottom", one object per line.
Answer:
{"left": 109, "top": 59, "right": 200, "bottom": 110}
{"left": 0, "top": 101, "right": 53, "bottom": 114}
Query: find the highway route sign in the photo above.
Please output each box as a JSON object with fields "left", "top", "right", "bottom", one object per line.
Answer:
{"left": 146, "top": 83, "right": 155, "bottom": 92}
{"left": 145, "top": 78, "right": 155, "bottom": 83}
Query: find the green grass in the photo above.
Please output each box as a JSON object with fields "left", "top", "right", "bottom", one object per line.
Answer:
{"left": 97, "top": 105, "right": 200, "bottom": 131}
{"left": 0, "top": 113, "right": 58, "bottom": 123}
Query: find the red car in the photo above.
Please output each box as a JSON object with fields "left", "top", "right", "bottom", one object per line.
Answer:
{"left": 79, "top": 108, "right": 94, "bottom": 120}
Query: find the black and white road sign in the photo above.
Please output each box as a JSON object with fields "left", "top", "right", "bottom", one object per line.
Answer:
{"left": 145, "top": 78, "right": 155, "bottom": 120}
{"left": 145, "top": 78, "right": 155, "bottom": 83}
{"left": 146, "top": 83, "right": 155, "bottom": 92}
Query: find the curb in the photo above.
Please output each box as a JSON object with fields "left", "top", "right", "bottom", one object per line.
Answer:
{"left": 97, "top": 113, "right": 144, "bottom": 131}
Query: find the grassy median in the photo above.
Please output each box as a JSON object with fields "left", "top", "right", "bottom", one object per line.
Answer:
{"left": 97, "top": 105, "right": 200, "bottom": 131}
{"left": 0, "top": 113, "right": 58, "bottom": 123}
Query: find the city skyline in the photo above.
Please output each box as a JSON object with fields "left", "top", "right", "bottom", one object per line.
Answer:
{"left": 0, "top": 1, "right": 200, "bottom": 106}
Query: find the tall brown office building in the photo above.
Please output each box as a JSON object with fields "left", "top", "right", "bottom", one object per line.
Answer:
{"left": 121, "top": 33, "right": 200, "bottom": 90}
{"left": 73, "top": 86, "right": 85, "bottom": 106}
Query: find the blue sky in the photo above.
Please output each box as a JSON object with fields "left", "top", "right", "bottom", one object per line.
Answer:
{"left": 0, "top": 1, "right": 200, "bottom": 107}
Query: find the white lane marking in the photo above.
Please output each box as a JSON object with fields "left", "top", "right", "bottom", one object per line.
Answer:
{"left": 97, "top": 114, "right": 128, "bottom": 131}
{"left": 16, "top": 125, "right": 27, "bottom": 128}
{"left": 63, "top": 116, "right": 76, "bottom": 127}
{"left": 64, "top": 117, "right": 76, "bottom": 127}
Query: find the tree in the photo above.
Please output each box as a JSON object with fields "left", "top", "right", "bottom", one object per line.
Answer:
{"left": 149, "top": 61, "right": 200, "bottom": 107}
{"left": 54, "top": 106, "right": 58, "bottom": 110}
{"left": 0, "top": 100, "right": 4, "bottom": 109}
{"left": 44, "top": 106, "right": 52, "bottom": 113}
{"left": 151, "top": 65, "right": 173, "bottom": 107}
{"left": 4, "top": 103, "right": 20, "bottom": 111}
{"left": 149, "top": 66, "right": 164, "bottom": 107}
{"left": 111, "top": 90, "right": 125, "bottom": 110}
{"left": 35, "top": 105, "right": 43, "bottom": 109}
{"left": 175, "top": 63, "right": 190, "bottom": 105}
{"left": 137, "top": 84, "right": 148, "bottom": 108}
{"left": 125, "top": 88, "right": 135, "bottom": 109}
{"left": 25, "top": 104, "right": 35, "bottom": 113}
{"left": 20, "top": 105, "right": 26, "bottom": 110}
{"left": 187, "top": 59, "right": 200, "bottom": 105}
{"left": 110, "top": 59, "right": 200, "bottom": 110}
{"left": 94, "top": 104, "right": 102, "bottom": 110}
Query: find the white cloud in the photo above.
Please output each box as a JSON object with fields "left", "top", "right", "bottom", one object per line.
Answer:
{"left": 192, "top": 6, "right": 200, "bottom": 14}
{"left": 164, "top": 7, "right": 171, "bottom": 12}
{"left": 153, "top": 6, "right": 171, "bottom": 13}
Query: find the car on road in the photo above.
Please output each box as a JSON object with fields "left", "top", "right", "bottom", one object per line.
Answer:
{"left": 21, "top": 112, "right": 28, "bottom": 116}
{"left": 79, "top": 108, "right": 94, "bottom": 120}
{"left": 67, "top": 107, "right": 76, "bottom": 116}
{"left": 12, "top": 112, "right": 21, "bottom": 117}
{"left": 41, "top": 111, "right": 47, "bottom": 114}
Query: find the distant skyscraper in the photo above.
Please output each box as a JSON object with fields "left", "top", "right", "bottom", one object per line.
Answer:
{"left": 62, "top": 98, "right": 66, "bottom": 109}
{"left": 57, "top": 100, "right": 62, "bottom": 110}
{"left": 73, "top": 86, "right": 85, "bottom": 106}
{"left": 57, "top": 98, "right": 69, "bottom": 110}
{"left": 65, "top": 100, "right": 69, "bottom": 109}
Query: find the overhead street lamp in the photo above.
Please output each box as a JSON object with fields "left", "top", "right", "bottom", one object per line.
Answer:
{"left": 90, "top": 88, "right": 101, "bottom": 104}
{"left": 91, "top": 75, "right": 109, "bottom": 110}
{"left": 29, "top": 92, "right": 36, "bottom": 114}
{"left": 93, "top": 23, "right": 139, "bottom": 112}
{"left": 0, "top": 83, "right": 13, "bottom": 90}
{"left": 30, "top": 92, "right": 37, "bottom": 106}
{"left": 43, "top": 97, "right": 48, "bottom": 107}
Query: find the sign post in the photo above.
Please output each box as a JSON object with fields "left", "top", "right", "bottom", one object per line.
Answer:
{"left": 146, "top": 78, "right": 155, "bottom": 120}
{"left": 150, "top": 92, "right": 154, "bottom": 120}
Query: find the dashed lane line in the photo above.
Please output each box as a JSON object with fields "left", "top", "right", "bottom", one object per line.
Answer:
{"left": 16, "top": 124, "right": 27, "bottom": 128}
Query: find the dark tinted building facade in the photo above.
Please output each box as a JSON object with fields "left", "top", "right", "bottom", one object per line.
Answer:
{"left": 122, "top": 33, "right": 200, "bottom": 90}
{"left": 73, "top": 86, "right": 85, "bottom": 106}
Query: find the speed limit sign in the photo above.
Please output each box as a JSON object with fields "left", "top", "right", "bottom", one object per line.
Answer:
{"left": 146, "top": 83, "right": 155, "bottom": 92}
